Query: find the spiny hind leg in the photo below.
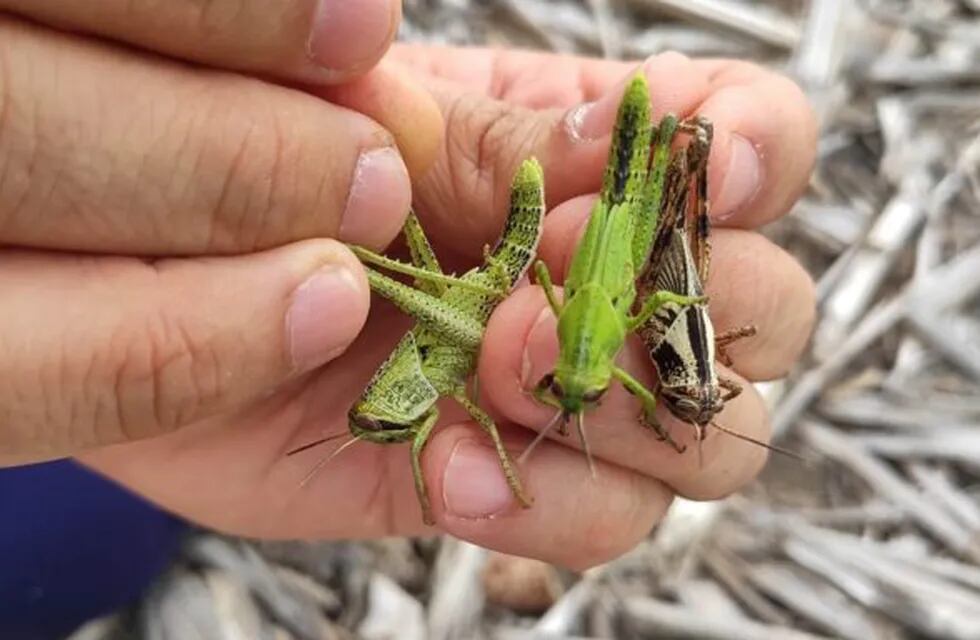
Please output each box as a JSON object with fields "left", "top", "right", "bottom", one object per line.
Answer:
{"left": 715, "top": 325, "right": 757, "bottom": 367}
{"left": 454, "top": 393, "right": 533, "bottom": 509}
{"left": 363, "top": 270, "right": 483, "bottom": 350}
{"left": 351, "top": 247, "right": 497, "bottom": 296}
{"left": 612, "top": 366, "right": 686, "bottom": 454}
{"left": 719, "top": 376, "right": 743, "bottom": 402}
{"left": 409, "top": 409, "right": 442, "bottom": 525}
{"left": 470, "top": 374, "right": 480, "bottom": 405}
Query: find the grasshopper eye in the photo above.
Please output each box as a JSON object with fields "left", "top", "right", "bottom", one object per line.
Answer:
{"left": 582, "top": 388, "right": 606, "bottom": 403}
{"left": 536, "top": 372, "right": 553, "bottom": 388}
{"left": 548, "top": 375, "right": 565, "bottom": 399}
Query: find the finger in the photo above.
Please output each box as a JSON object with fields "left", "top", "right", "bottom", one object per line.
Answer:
{"left": 0, "top": 0, "right": 400, "bottom": 84}
{"left": 79, "top": 409, "right": 671, "bottom": 571}
{"left": 425, "top": 423, "right": 673, "bottom": 570}
{"left": 536, "top": 198, "right": 816, "bottom": 380}
{"left": 691, "top": 61, "right": 818, "bottom": 226}
{"left": 0, "top": 17, "right": 412, "bottom": 253}
{"left": 317, "top": 61, "right": 445, "bottom": 180}
{"left": 479, "top": 286, "right": 771, "bottom": 501}
{"left": 397, "top": 47, "right": 814, "bottom": 251}
{"left": 0, "top": 239, "right": 368, "bottom": 465}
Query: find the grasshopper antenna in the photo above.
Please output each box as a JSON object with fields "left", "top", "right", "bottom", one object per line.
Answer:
{"left": 297, "top": 436, "right": 362, "bottom": 487}
{"left": 286, "top": 432, "right": 349, "bottom": 456}
{"left": 576, "top": 412, "right": 597, "bottom": 479}
{"left": 695, "top": 423, "right": 705, "bottom": 468}
{"left": 518, "top": 410, "right": 564, "bottom": 465}
{"left": 709, "top": 421, "right": 805, "bottom": 462}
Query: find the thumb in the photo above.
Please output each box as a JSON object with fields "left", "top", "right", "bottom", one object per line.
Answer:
{"left": 0, "top": 240, "right": 369, "bottom": 465}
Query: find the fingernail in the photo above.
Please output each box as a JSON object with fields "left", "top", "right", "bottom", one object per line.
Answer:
{"left": 340, "top": 146, "right": 411, "bottom": 248}
{"left": 564, "top": 101, "right": 599, "bottom": 143}
{"left": 287, "top": 264, "right": 364, "bottom": 371}
{"left": 714, "top": 134, "right": 762, "bottom": 220}
{"left": 566, "top": 56, "right": 661, "bottom": 142}
{"left": 308, "top": 0, "right": 395, "bottom": 73}
{"left": 443, "top": 440, "right": 516, "bottom": 519}
{"left": 520, "top": 307, "right": 558, "bottom": 391}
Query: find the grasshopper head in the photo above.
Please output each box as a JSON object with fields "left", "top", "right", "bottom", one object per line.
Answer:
{"left": 533, "top": 371, "right": 608, "bottom": 416}
{"left": 661, "top": 384, "right": 724, "bottom": 427}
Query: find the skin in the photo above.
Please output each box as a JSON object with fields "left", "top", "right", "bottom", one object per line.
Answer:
{"left": 0, "top": 1, "right": 817, "bottom": 570}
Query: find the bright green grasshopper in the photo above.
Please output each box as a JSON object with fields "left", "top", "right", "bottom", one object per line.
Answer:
{"left": 529, "top": 75, "right": 708, "bottom": 471}
{"left": 289, "top": 159, "right": 545, "bottom": 524}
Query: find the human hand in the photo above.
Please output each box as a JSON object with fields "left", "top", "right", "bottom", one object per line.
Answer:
{"left": 78, "top": 45, "right": 817, "bottom": 570}
{"left": 0, "top": 0, "right": 452, "bottom": 467}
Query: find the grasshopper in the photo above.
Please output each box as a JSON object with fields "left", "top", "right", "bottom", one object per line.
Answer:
{"left": 290, "top": 158, "right": 545, "bottom": 524}
{"left": 529, "top": 75, "right": 708, "bottom": 471}
{"left": 636, "top": 118, "right": 803, "bottom": 463}
{"left": 635, "top": 118, "right": 763, "bottom": 460}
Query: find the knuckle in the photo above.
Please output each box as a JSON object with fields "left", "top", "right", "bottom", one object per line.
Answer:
{"left": 98, "top": 304, "right": 228, "bottom": 441}
{"left": 194, "top": 94, "right": 299, "bottom": 252}
{"left": 439, "top": 94, "right": 538, "bottom": 243}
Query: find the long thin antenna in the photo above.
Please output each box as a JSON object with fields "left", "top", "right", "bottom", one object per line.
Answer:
{"left": 286, "top": 432, "right": 349, "bottom": 456}
{"left": 695, "top": 423, "right": 705, "bottom": 468}
{"left": 518, "top": 410, "right": 564, "bottom": 464}
{"left": 710, "top": 421, "right": 805, "bottom": 462}
{"left": 576, "top": 412, "right": 597, "bottom": 479}
{"left": 297, "top": 436, "right": 362, "bottom": 487}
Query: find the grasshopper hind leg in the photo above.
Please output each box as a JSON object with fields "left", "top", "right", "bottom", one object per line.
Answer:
{"left": 718, "top": 376, "right": 744, "bottom": 402}
{"left": 714, "top": 325, "right": 757, "bottom": 367}
{"left": 454, "top": 392, "right": 533, "bottom": 509}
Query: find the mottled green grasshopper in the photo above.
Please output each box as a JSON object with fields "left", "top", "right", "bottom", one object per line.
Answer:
{"left": 529, "top": 75, "right": 707, "bottom": 471}
{"left": 290, "top": 159, "right": 545, "bottom": 524}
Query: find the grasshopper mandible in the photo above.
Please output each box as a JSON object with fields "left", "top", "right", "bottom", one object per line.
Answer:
{"left": 529, "top": 75, "right": 707, "bottom": 472}
{"left": 289, "top": 159, "right": 545, "bottom": 524}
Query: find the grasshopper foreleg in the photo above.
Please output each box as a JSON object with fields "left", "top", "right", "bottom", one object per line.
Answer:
{"left": 454, "top": 392, "right": 533, "bottom": 509}
{"left": 714, "top": 325, "right": 758, "bottom": 367}
{"left": 534, "top": 260, "right": 563, "bottom": 317}
{"left": 718, "top": 376, "right": 743, "bottom": 402}
{"left": 627, "top": 291, "right": 708, "bottom": 331}
{"left": 409, "top": 410, "right": 441, "bottom": 525}
{"left": 612, "top": 366, "right": 686, "bottom": 453}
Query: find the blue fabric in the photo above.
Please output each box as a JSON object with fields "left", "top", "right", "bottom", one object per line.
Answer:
{"left": 0, "top": 460, "right": 186, "bottom": 640}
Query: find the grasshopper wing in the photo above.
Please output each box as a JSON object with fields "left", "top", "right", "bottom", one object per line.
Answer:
{"left": 354, "top": 332, "right": 439, "bottom": 425}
